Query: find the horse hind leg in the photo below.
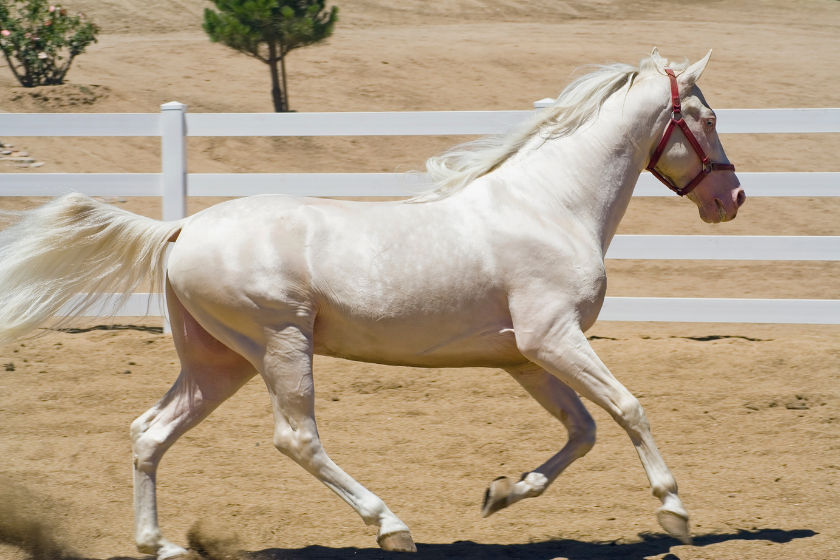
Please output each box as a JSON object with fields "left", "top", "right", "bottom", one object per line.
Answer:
{"left": 481, "top": 365, "right": 597, "bottom": 517}
{"left": 258, "top": 323, "right": 416, "bottom": 552}
{"left": 131, "top": 281, "right": 256, "bottom": 559}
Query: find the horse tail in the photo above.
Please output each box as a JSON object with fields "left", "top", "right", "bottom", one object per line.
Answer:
{"left": 0, "top": 193, "right": 188, "bottom": 344}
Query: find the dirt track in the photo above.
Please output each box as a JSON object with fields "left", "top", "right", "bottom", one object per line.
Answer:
{"left": 1, "top": 322, "right": 839, "bottom": 560}
{"left": 1, "top": 1, "right": 840, "bottom": 559}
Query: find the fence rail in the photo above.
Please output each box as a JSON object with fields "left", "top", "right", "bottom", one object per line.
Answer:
{"left": 2, "top": 103, "right": 838, "bottom": 324}
{"left": 4, "top": 108, "right": 840, "bottom": 136}
{"left": 61, "top": 294, "right": 840, "bottom": 325}
{"left": 2, "top": 171, "right": 839, "bottom": 198}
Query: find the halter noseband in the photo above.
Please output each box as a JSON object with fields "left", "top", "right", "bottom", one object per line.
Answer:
{"left": 646, "top": 68, "right": 735, "bottom": 197}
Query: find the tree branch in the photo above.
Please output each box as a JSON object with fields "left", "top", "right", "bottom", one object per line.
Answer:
{"left": 0, "top": 46, "right": 24, "bottom": 86}
{"left": 234, "top": 47, "right": 268, "bottom": 64}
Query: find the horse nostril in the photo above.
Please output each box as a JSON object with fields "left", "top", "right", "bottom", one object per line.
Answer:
{"left": 735, "top": 189, "right": 746, "bottom": 208}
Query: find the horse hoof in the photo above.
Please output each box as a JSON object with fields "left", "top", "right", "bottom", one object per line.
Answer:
{"left": 481, "top": 476, "right": 513, "bottom": 518}
{"left": 156, "top": 542, "right": 191, "bottom": 560}
{"left": 377, "top": 530, "right": 417, "bottom": 552}
{"left": 159, "top": 550, "right": 195, "bottom": 560}
{"left": 656, "top": 507, "right": 693, "bottom": 545}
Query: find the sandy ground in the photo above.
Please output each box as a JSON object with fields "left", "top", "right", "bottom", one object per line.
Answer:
{"left": 1, "top": 322, "right": 839, "bottom": 560}
{"left": 0, "top": 0, "right": 839, "bottom": 559}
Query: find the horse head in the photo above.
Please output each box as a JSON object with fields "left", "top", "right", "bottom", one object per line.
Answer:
{"left": 646, "top": 49, "right": 745, "bottom": 223}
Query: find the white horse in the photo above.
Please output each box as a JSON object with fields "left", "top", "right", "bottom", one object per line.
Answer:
{"left": 0, "top": 48, "right": 743, "bottom": 557}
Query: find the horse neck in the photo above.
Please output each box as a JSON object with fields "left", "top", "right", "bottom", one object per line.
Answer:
{"left": 504, "top": 88, "right": 661, "bottom": 255}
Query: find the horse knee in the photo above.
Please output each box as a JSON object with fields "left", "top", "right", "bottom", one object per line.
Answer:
{"left": 273, "top": 424, "right": 319, "bottom": 459}
{"left": 613, "top": 393, "right": 649, "bottom": 433}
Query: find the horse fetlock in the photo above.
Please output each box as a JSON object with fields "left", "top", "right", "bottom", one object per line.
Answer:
{"left": 658, "top": 493, "right": 687, "bottom": 514}
{"left": 518, "top": 471, "right": 549, "bottom": 497}
{"left": 360, "top": 499, "right": 403, "bottom": 530}
{"left": 651, "top": 477, "right": 680, "bottom": 501}
{"left": 136, "top": 530, "right": 182, "bottom": 557}
{"left": 482, "top": 471, "right": 552, "bottom": 518}
{"left": 135, "top": 525, "right": 161, "bottom": 547}
{"left": 375, "top": 515, "right": 412, "bottom": 540}
{"left": 156, "top": 541, "right": 190, "bottom": 560}
{"left": 358, "top": 504, "right": 386, "bottom": 526}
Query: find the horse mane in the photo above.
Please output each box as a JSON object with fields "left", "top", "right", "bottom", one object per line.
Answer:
{"left": 409, "top": 50, "right": 688, "bottom": 202}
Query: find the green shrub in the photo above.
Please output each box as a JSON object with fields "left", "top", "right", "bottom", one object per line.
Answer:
{"left": 0, "top": 0, "right": 98, "bottom": 87}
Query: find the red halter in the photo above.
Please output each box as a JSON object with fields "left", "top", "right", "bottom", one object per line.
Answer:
{"left": 646, "top": 68, "right": 736, "bottom": 197}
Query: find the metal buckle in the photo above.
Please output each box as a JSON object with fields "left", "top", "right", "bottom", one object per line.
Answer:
{"left": 703, "top": 162, "right": 714, "bottom": 174}
{"left": 672, "top": 110, "right": 682, "bottom": 121}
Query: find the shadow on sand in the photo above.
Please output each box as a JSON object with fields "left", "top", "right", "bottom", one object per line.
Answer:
{"left": 239, "top": 528, "right": 816, "bottom": 560}
{"left": 53, "top": 324, "right": 163, "bottom": 335}
{"left": 6, "top": 528, "right": 816, "bottom": 560}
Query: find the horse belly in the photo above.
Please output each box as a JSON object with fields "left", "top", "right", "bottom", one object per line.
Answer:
{"left": 312, "top": 313, "right": 527, "bottom": 369}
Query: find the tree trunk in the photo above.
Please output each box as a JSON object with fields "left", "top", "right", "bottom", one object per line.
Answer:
{"left": 279, "top": 38, "right": 289, "bottom": 112}
{"left": 267, "top": 39, "right": 287, "bottom": 112}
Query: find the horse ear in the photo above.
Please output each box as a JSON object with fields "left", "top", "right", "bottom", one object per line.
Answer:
{"left": 678, "top": 50, "right": 712, "bottom": 92}
{"left": 650, "top": 46, "right": 666, "bottom": 71}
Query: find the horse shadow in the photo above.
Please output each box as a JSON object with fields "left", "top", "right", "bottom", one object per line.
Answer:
{"left": 244, "top": 528, "right": 817, "bottom": 560}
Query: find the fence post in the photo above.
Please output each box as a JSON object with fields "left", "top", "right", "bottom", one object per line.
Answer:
{"left": 161, "top": 101, "right": 188, "bottom": 221}
{"left": 160, "top": 101, "right": 188, "bottom": 333}
{"left": 533, "top": 98, "right": 554, "bottom": 110}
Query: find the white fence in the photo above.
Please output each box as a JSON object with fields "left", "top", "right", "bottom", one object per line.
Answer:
{"left": 2, "top": 102, "right": 840, "bottom": 324}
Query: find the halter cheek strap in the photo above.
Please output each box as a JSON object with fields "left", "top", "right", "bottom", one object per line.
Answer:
{"left": 646, "top": 68, "right": 736, "bottom": 197}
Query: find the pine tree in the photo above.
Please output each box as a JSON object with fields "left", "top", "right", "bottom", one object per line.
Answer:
{"left": 203, "top": 0, "right": 338, "bottom": 113}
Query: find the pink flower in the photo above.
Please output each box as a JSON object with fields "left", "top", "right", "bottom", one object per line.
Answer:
{"left": 48, "top": 5, "right": 55, "bottom": 12}
{"left": 0, "top": 30, "right": 9, "bottom": 36}
{"left": 45, "top": 20, "right": 52, "bottom": 26}
{"left": 24, "top": 32, "right": 30, "bottom": 38}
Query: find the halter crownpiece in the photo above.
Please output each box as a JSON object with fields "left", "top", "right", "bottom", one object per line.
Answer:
{"left": 646, "top": 68, "right": 736, "bottom": 197}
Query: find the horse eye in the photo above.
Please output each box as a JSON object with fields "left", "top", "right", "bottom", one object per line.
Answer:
{"left": 706, "top": 119, "right": 715, "bottom": 128}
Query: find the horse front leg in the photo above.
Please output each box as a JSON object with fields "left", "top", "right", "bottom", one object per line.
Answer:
{"left": 514, "top": 318, "right": 692, "bottom": 544}
{"left": 259, "top": 324, "right": 416, "bottom": 552}
{"left": 481, "top": 365, "right": 597, "bottom": 517}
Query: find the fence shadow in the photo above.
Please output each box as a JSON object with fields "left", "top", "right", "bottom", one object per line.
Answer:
{"left": 243, "top": 528, "right": 817, "bottom": 560}
{"left": 53, "top": 324, "right": 163, "bottom": 334}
